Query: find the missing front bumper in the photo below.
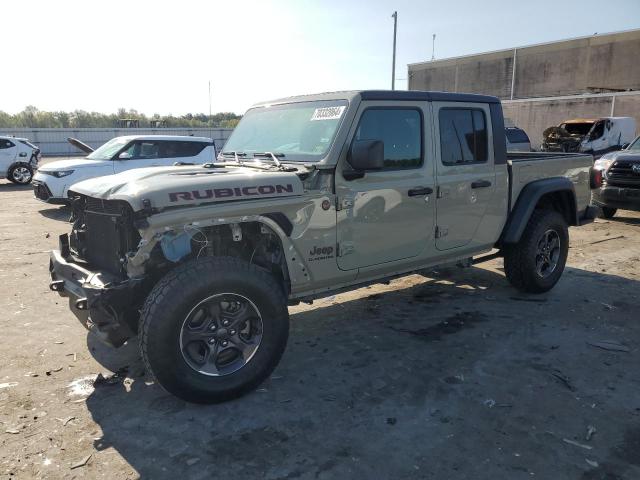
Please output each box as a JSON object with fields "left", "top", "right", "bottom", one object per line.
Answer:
{"left": 49, "top": 236, "right": 143, "bottom": 347}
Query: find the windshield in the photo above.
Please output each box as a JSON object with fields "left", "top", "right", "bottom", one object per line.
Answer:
{"left": 560, "top": 122, "right": 593, "bottom": 136}
{"left": 627, "top": 136, "right": 640, "bottom": 151}
{"left": 222, "top": 100, "right": 348, "bottom": 162}
{"left": 87, "top": 137, "right": 130, "bottom": 160}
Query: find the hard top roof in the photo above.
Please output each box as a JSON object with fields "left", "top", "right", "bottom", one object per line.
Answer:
{"left": 253, "top": 90, "right": 500, "bottom": 107}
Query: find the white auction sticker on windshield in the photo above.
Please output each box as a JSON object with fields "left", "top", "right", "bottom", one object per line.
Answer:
{"left": 310, "top": 106, "right": 346, "bottom": 121}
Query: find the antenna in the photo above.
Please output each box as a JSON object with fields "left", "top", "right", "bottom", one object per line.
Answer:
{"left": 208, "top": 80, "right": 212, "bottom": 120}
{"left": 431, "top": 34, "right": 436, "bottom": 61}
{"left": 391, "top": 11, "right": 398, "bottom": 90}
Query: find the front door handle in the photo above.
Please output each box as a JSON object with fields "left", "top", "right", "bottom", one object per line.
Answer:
{"left": 408, "top": 187, "right": 434, "bottom": 196}
{"left": 471, "top": 180, "right": 492, "bottom": 189}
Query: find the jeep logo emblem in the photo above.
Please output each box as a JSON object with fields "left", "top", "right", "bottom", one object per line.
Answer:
{"left": 632, "top": 164, "right": 640, "bottom": 174}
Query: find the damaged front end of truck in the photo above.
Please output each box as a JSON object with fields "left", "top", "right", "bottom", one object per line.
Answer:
{"left": 49, "top": 163, "right": 314, "bottom": 347}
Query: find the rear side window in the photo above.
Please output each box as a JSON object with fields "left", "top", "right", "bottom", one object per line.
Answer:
{"left": 439, "top": 108, "right": 488, "bottom": 165}
{"left": 505, "top": 128, "right": 530, "bottom": 144}
{"left": 160, "top": 141, "right": 209, "bottom": 158}
{"left": 354, "top": 108, "right": 423, "bottom": 169}
{"left": 0, "top": 139, "right": 15, "bottom": 149}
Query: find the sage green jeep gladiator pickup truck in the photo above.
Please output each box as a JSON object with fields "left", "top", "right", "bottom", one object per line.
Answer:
{"left": 49, "top": 90, "right": 598, "bottom": 403}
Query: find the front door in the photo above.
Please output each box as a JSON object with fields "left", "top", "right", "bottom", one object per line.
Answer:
{"left": 335, "top": 104, "right": 435, "bottom": 271}
{"left": 433, "top": 102, "right": 496, "bottom": 250}
{"left": 113, "top": 140, "right": 167, "bottom": 173}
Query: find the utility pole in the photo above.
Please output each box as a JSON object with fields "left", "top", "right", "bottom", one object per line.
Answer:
{"left": 431, "top": 34, "right": 436, "bottom": 61}
{"left": 208, "top": 80, "right": 212, "bottom": 121}
{"left": 391, "top": 11, "right": 397, "bottom": 90}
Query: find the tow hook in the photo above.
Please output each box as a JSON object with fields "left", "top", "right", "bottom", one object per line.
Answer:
{"left": 75, "top": 298, "right": 88, "bottom": 310}
{"left": 50, "top": 280, "right": 64, "bottom": 292}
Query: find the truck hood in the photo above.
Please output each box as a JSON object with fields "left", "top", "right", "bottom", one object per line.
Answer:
{"left": 600, "top": 151, "right": 640, "bottom": 162}
{"left": 39, "top": 158, "right": 109, "bottom": 171}
{"left": 69, "top": 164, "right": 306, "bottom": 212}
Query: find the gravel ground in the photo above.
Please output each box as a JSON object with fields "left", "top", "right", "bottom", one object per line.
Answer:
{"left": 0, "top": 177, "right": 639, "bottom": 480}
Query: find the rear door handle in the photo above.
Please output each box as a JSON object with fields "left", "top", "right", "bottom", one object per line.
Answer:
{"left": 471, "top": 180, "right": 492, "bottom": 189}
{"left": 408, "top": 187, "right": 434, "bottom": 196}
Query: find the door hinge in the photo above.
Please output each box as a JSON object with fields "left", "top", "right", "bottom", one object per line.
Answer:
{"left": 337, "top": 241, "right": 354, "bottom": 257}
{"left": 435, "top": 226, "right": 448, "bottom": 238}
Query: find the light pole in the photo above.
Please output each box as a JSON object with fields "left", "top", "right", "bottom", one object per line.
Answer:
{"left": 391, "top": 11, "right": 397, "bottom": 90}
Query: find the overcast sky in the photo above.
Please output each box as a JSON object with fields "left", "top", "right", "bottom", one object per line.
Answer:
{"left": 2, "top": 0, "right": 639, "bottom": 116}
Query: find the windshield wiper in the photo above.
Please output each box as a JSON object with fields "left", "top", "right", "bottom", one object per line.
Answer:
{"left": 220, "top": 151, "right": 247, "bottom": 165}
{"left": 252, "top": 152, "right": 285, "bottom": 169}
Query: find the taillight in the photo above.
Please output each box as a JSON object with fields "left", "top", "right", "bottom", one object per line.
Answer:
{"left": 590, "top": 167, "right": 603, "bottom": 189}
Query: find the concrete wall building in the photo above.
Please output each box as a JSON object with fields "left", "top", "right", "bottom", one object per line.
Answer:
{"left": 408, "top": 29, "right": 640, "bottom": 147}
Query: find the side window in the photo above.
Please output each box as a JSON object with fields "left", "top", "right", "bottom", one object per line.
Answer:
{"left": 160, "top": 141, "right": 208, "bottom": 158}
{"left": 354, "top": 108, "right": 423, "bottom": 169}
{"left": 0, "top": 139, "right": 15, "bottom": 149}
{"left": 122, "top": 141, "right": 160, "bottom": 159}
{"left": 439, "top": 108, "right": 488, "bottom": 165}
{"left": 590, "top": 121, "right": 605, "bottom": 140}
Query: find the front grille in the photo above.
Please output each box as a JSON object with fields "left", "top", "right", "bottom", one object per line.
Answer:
{"left": 33, "top": 181, "right": 52, "bottom": 201}
{"left": 85, "top": 197, "right": 130, "bottom": 215}
{"left": 70, "top": 195, "right": 140, "bottom": 276}
{"left": 607, "top": 160, "right": 640, "bottom": 188}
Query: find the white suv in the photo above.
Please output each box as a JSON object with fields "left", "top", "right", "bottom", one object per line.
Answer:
{"left": 0, "top": 136, "right": 41, "bottom": 184}
{"left": 33, "top": 135, "right": 216, "bottom": 204}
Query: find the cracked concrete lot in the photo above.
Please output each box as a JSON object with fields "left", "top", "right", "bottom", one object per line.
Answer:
{"left": 1, "top": 177, "right": 639, "bottom": 479}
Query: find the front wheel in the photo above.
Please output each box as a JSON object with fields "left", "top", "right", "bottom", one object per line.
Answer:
{"left": 139, "top": 257, "right": 289, "bottom": 404}
{"left": 503, "top": 210, "right": 569, "bottom": 293}
{"left": 8, "top": 163, "right": 33, "bottom": 184}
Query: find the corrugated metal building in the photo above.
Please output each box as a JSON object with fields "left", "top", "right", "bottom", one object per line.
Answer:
{"left": 0, "top": 128, "right": 233, "bottom": 156}
{"left": 408, "top": 29, "right": 640, "bottom": 147}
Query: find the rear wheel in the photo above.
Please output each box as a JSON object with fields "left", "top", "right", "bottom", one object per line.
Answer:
{"left": 139, "top": 257, "right": 289, "bottom": 404}
{"left": 598, "top": 207, "right": 617, "bottom": 219}
{"left": 8, "top": 164, "right": 33, "bottom": 184}
{"left": 504, "top": 209, "right": 569, "bottom": 293}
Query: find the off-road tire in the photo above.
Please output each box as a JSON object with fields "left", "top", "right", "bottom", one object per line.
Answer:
{"left": 598, "top": 207, "right": 617, "bottom": 219}
{"left": 503, "top": 209, "right": 569, "bottom": 294}
{"left": 8, "top": 163, "right": 33, "bottom": 185}
{"left": 139, "top": 256, "right": 289, "bottom": 404}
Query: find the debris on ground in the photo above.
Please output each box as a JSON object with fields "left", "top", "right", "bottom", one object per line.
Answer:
{"left": 483, "top": 399, "right": 496, "bottom": 408}
{"left": 0, "top": 382, "right": 18, "bottom": 389}
{"left": 586, "top": 425, "right": 597, "bottom": 441}
{"left": 186, "top": 457, "right": 200, "bottom": 466}
{"left": 386, "top": 417, "right": 397, "bottom": 425}
{"left": 563, "top": 438, "right": 593, "bottom": 450}
{"left": 70, "top": 454, "right": 92, "bottom": 469}
{"left": 551, "top": 369, "right": 576, "bottom": 391}
{"left": 589, "top": 235, "right": 625, "bottom": 245}
{"left": 587, "top": 340, "right": 630, "bottom": 352}
{"left": 56, "top": 416, "right": 76, "bottom": 426}
{"left": 45, "top": 367, "right": 63, "bottom": 376}
{"left": 585, "top": 459, "right": 599, "bottom": 468}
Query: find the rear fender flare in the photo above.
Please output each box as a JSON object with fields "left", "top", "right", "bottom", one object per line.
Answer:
{"left": 501, "top": 177, "right": 577, "bottom": 244}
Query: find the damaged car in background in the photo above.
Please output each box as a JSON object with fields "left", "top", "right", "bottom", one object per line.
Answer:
{"left": 542, "top": 117, "right": 636, "bottom": 155}
{"left": 49, "top": 90, "right": 598, "bottom": 404}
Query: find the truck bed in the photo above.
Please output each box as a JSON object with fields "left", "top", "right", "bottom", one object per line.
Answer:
{"left": 507, "top": 151, "right": 594, "bottom": 214}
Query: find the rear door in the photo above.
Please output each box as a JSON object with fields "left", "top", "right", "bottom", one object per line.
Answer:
{"left": 433, "top": 102, "right": 496, "bottom": 250}
{"left": 335, "top": 102, "right": 435, "bottom": 270}
{"left": 0, "top": 139, "right": 17, "bottom": 172}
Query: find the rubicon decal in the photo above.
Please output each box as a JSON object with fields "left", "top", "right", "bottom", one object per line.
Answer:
{"left": 169, "top": 184, "right": 294, "bottom": 202}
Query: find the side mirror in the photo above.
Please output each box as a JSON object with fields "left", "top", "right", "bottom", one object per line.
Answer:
{"left": 621, "top": 143, "right": 630, "bottom": 150}
{"left": 348, "top": 139, "right": 384, "bottom": 172}
{"left": 118, "top": 151, "right": 132, "bottom": 160}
